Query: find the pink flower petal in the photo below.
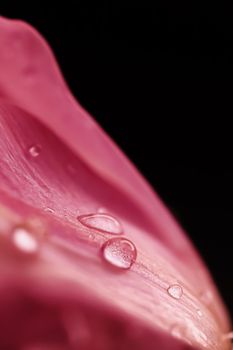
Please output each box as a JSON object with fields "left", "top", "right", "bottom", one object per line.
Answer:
{"left": 0, "top": 17, "right": 231, "bottom": 349}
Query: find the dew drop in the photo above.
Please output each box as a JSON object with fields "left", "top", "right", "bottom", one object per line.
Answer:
{"left": 78, "top": 213, "right": 123, "bottom": 234}
{"left": 167, "top": 284, "right": 183, "bottom": 299}
{"left": 28, "top": 144, "right": 41, "bottom": 157}
{"left": 11, "top": 226, "right": 39, "bottom": 254}
{"left": 101, "top": 237, "right": 137, "bottom": 269}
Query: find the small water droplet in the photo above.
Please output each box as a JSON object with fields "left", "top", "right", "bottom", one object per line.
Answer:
{"left": 11, "top": 226, "right": 39, "bottom": 254}
{"left": 28, "top": 144, "right": 41, "bottom": 157}
{"left": 101, "top": 237, "right": 137, "bottom": 269}
{"left": 78, "top": 213, "right": 123, "bottom": 234}
{"left": 167, "top": 284, "right": 183, "bottom": 299}
{"left": 197, "top": 309, "right": 203, "bottom": 317}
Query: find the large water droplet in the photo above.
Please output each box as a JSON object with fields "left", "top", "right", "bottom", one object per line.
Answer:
{"left": 167, "top": 284, "right": 183, "bottom": 299}
{"left": 78, "top": 213, "right": 123, "bottom": 234}
{"left": 101, "top": 237, "right": 137, "bottom": 269}
{"left": 11, "top": 226, "right": 39, "bottom": 254}
{"left": 28, "top": 144, "right": 41, "bottom": 157}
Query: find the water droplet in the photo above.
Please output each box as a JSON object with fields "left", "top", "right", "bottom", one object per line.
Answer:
{"left": 11, "top": 226, "right": 39, "bottom": 254}
{"left": 78, "top": 213, "right": 123, "bottom": 234}
{"left": 167, "top": 284, "right": 183, "bottom": 299}
{"left": 28, "top": 144, "right": 41, "bottom": 157}
{"left": 101, "top": 237, "right": 137, "bottom": 269}
{"left": 197, "top": 309, "right": 203, "bottom": 317}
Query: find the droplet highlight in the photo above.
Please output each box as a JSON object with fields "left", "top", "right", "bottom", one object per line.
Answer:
{"left": 28, "top": 144, "right": 41, "bottom": 157}
{"left": 11, "top": 226, "right": 39, "bottom": 254}
{"left": 167, "top": 284, "right": 183, "bottom": 299}
{"left": 78, "top": 213, "right": 123, "bottom": 234}
{"left": 101, "top": 237, "right": 137, "bottom": 269}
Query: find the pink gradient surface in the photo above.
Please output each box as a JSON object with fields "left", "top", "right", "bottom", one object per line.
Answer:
{"left": 0, "top": 17, "right": 231, "bottom": 349}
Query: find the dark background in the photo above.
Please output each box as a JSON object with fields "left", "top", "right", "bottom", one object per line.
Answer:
{"left": 1, "top": 2, "right": 232, "bottom": 317}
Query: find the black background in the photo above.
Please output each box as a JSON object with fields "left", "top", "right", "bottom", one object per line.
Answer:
{"left": 1, "top": 2, "right": 232, "bottom": 317}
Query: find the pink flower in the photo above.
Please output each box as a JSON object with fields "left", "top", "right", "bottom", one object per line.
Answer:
{"left": 0, "top": 17, "right": 231, "bottom": 349}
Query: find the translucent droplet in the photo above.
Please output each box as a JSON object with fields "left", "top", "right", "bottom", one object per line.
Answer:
{"left": 78, "top": 213, "right": 123, "bottom": 234}
{"left": 101, "top": 237, "right": 137, "bottom": 269}
{"left": 11, "top": 226, "right": 39, "bottom": 254}
{"left": 28, "top": 144, "right": 41, "bottom": 157}
{"left": 167, "top": 284, "right": 183, "bottom": 299}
